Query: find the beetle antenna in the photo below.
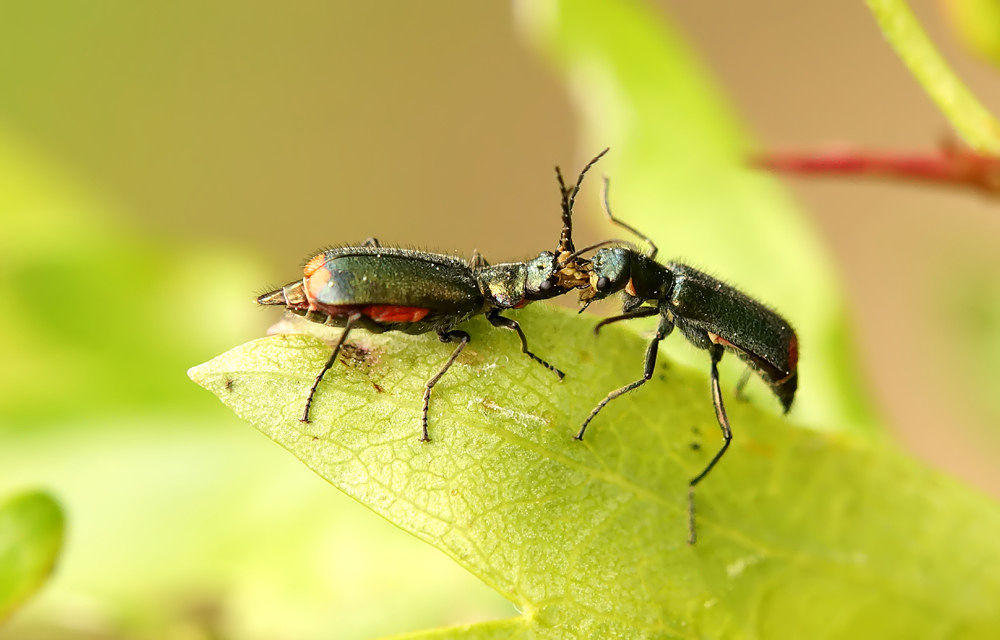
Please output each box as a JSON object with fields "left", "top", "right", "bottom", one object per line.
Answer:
{"left": 555, "top": 165, "right": 573, "bottom": 254}
{"left": 557, "top": 238, "right": 634, "bottom": 268}
{"left": 568, "top": 147, "right": 610, "bottom": 217}
{"left": 556, "top": 147, "right": 610, "bottom": 255}
{"left": 601, "top": 177, "right": 658, "bottom": 259}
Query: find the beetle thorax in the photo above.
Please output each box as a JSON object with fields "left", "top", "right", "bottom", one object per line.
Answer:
{"left": 477, "top": 263, "right": 528, "bottom": 309}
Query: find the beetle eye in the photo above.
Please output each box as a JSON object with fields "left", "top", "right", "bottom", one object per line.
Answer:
{"left": 596, "top": 276, "right": 610, "bottom": 292}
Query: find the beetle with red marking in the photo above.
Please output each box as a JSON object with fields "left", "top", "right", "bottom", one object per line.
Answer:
{"left": 563, "top": 177, "right": 799, "bottom": 544}
{"left": 257, "top": 150, "right": 607, "bottom": 441}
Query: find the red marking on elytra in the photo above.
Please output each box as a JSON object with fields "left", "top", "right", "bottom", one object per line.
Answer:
{"left": 363, "top": 305, "right": 430, "bottom": 323}
{"left": 512, "top": 299, "right": 528, "bottom": 309}
{"left": 787, "top": 335, "right": 799, "bottom": 370}
{"left": 708, "top": 332, "right": 736, "bottom": 349}
{"left": 303, "top": 254, "right": 328, "bottom": 277}
{"left": 305, "top": 265, "right": 332, "bottom": 301}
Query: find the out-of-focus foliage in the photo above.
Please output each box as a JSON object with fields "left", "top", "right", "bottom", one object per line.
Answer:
{"left": 939, "top": 259, "right": 1000, "bottom": 436}
{"left": 192, "top": 312, "right": 1000, "bottom": 639}
{"left": 0, "top": 491, "right": 64, "bottom": 622}
{"left": 943, "top": 0, "right": 1000, "bottom": 69}
{"left": 932, "top": 0, "right": 1000, "bottom": 440}
{"left": 0, "top": 131, "right": 261, "bottom": 427}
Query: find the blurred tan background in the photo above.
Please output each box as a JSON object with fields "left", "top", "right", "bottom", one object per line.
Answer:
{"left": 1, "top": 1, "right": 998, "bottom": 637}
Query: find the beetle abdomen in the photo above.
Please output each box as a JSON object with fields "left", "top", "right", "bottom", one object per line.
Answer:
{"left": 668, "top": 262, "right": 798, "bottom": 408}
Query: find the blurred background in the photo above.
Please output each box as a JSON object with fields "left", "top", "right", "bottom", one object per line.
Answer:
{"left": 1, "top": 1, "right": 998, "bottom": 638}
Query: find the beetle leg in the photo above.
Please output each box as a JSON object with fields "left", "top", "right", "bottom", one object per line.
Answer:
{"left": 593, "top": 305, "right": 659, "bottom": 335}
{"left": 576, "top": 312, "right": 674, "bottom": 440}
{"left": 734, "top": 368, "right": 752, "bottom": 402}
{"left": 421, "top": 330, "right": 471, "bottom": 442}
{"left": 487, "top": 310, "right": 564, "bottom": 380}
{"left": 301, "top": 312, "right": 361, "bottom": 423}
{"left": 687, "top": 343, "right": 732, "bottom": 545}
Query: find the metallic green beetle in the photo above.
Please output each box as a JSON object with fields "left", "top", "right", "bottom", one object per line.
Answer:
{"left": 258, "top": 150, "right": 606, "bottom": 440}
{"left": 567, "top": 178, "right": 798, "bottom": 544}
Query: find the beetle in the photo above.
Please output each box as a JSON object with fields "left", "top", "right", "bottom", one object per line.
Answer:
{"left": 257, "top": 150, "right": 606, "bottom": 441}
{"left": 567, "top": 179, "right": 798, "bottom": 543}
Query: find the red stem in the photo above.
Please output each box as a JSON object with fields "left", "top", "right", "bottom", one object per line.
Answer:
{"left": 752, "top": 146, "right": 1000, "bottom": 196}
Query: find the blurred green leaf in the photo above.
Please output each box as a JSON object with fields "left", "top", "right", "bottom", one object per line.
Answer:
{"left": 517, "top": 0, "right": 879, "bottom": 434}
{"left": 191, "top": 305, "right": 1000, "bottom": 639}
{"left": 0, "top": 129, "right": 263, "bottom": 427}
{"left": 939, "top": 261, "right": 1000, "bottom": 437}
{"left": 0, "top": 490, "right": 64, "bottom": 622}
{"left": 867, "top": 0, "right": 1000, "bottom": 151}
{"left": 943, "top": 0, "right": 1000, "bottom": 70}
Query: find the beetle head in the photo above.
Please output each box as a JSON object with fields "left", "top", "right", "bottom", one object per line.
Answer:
{"left": 523, "top": 251, "right": 591, "bottom": 301}
{"left": 522, "top": 252, "right": 561, "bottom": 300}
{"left": 581, "top": 247, "right": 632, "bottom": 303}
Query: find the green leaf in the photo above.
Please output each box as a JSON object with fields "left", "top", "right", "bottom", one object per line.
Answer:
{"left": 517, "top": 0, "right": 879, "bottom": 435}
{"left": 191, "top": 305, "right": 1000, "bottom": 639}
{"left": 0, "top": 490, "right": 64, "bottom": 622}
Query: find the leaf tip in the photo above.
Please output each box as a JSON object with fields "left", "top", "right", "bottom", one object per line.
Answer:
{"left": 187, "top": 361, "right": 212, "bottom": 388}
